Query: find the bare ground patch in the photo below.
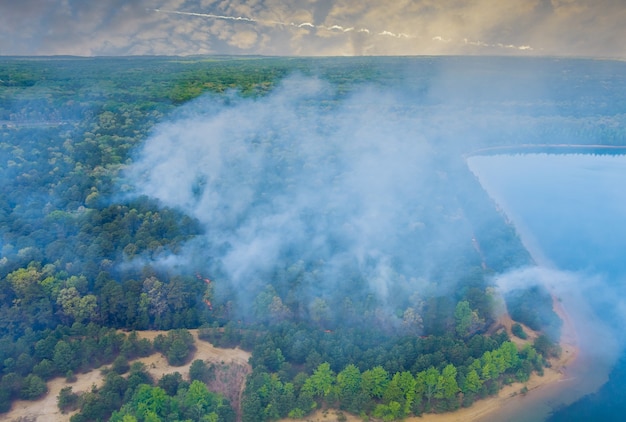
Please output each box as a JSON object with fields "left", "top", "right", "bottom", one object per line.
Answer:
{"left": 4, "top": 329, "right": 251, "bottom": 422}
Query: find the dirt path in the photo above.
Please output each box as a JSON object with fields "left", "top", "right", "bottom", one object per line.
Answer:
{"left": 4, "top": 329, "right": 251, "bottom": 422}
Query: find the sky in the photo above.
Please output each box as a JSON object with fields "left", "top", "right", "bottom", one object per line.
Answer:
{"left": 0, "top": 0, "right": 624, "bottom": 57}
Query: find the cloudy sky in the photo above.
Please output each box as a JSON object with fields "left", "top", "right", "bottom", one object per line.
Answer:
{"left": 0, "top": 0, "right": 624, "bottom": 57}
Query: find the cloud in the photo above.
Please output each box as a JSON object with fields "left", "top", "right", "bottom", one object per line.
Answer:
{"left": 0, "top": 0, "right": 624, "bottom": 57}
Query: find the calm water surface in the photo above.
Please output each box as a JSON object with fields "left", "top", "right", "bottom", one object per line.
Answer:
{"left": 468, "top": 153, "right": 626, "bottom": 421}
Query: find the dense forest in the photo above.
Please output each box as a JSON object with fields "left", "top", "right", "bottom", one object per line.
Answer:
{"left": 1, "top": 56, "right": 624, "bottom": 421}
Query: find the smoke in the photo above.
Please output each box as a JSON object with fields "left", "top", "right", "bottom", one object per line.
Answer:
{"left": 126, "top": 74, "right": 483, "bottom": 322}
{"left": 126, "top": 57, "right": 626, "bottom": 343}
{"left": 491, "top": 265, "right": 622, "bottom": 404}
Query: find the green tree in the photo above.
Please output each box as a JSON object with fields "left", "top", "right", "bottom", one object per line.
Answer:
{"left": 127, "top": 384, "right": 170, "bottom": 420}
{"left": 189, "top": 359, "right": 214, "bottom": 383}
{"left": 373, "top": 400, "right": 403, "bottom": 421}
{"left": 57, "top": 287, "right": 98, "bottom": 324}
{"left": 361, "top": 366, "right": 389, "bottom": 399}
{"left": 534, "top": 334, "right": 561, "bottom": 358}
{"left": 511, "top": 323, "right": 527, "bottom": 339}
{"left": 500, "top": 341, "right": 521, "bottom": 370}
{"left": 154, "top": 329, "right": 195, "bottom": 366}
{"left": 157, "top": 372, "right": 185, "bottom": 396}
{"left": 462, "top": 369, "right": 482, "bottom": 395}
{"left": 416, "top": 367, "right": 440, "bottom": 409}
{"left": 7, "top": 266, "right": 44, "bottom": 304}
{"left": 33, "top": 358, "right": 55, "bottom": 380}
{"left": 395, "top": 371, "right": 417, "bottom": 416}
{"left": 53, "top": 340, "right": 75, "bottom": 374}
{"left": 58, "top": 386, "right": 80, "bottom": 413}
{"left": 439, "top": 364, "right": 459, "bottom": 402}
{"left": 20, "top": 374, "right": 47, "bottom": 400}
{"left": 167, "top": 338, "right": 190, "bottom": 366}
{"left": 336, "top": 364, "right": 364, "bottom": 413}
{"left": 181, "top": 380, "right": 221, "bottom": 421}
{"left": 302, "top": 362, "right": 335, "bottom": 400}
{"left": 382, "top": 373, "right": 404, "bottom": 405}
{"left": 454, "top": 300, "right": 483, "bottom": 338}
{"left": 112, "top": 355, "right": 130, "bottom": 375}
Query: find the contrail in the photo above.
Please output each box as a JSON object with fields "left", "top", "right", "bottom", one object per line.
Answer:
{"left": 154, "top": 9, "right": 261, "bottom": 24}
{"left": 154, "top": 9, "right": 533, "bottom": 50}
{"left": 153, "top": 9, "right": 413, "bottom": 39}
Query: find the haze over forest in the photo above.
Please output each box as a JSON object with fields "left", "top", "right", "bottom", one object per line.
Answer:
{"left": 0, "top": 53, "right": 625, "bottom": 421}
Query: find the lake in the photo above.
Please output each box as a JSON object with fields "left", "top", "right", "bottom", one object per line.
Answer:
{"left": 467, "top": 151, "right": 626, "bottom": 421}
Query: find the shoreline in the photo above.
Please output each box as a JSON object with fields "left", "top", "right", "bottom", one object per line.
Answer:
{"left": 441, "top": 295, "right": 580, "bottom": 422}
{"left": 465, "top": 149, "right": 626, "bottom": 421}
{"left": 288, "top": 296, "right": 580, "bottom": 422}
{"left": 464, "top": 144, "right": 626, "bottom": 159}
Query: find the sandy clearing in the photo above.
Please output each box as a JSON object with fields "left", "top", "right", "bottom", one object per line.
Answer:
{"left": 132, "top": 329, "right": 251, "bottom": 381}
{"left": 7, "top": 368, "right": 103, "bottom": 422}
{"left": 4, "top": 329, "right": 251, "bottom": 422}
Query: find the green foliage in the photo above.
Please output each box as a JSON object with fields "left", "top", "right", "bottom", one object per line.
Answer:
{"left": 120, "top": 331, "right": 154, "bottom": 360}
{"left": 189, "top": 359, "right": 214, "bottom": 384}
{"left": 361, "top": 366, "right": 389, "bottom": 400}
{"left": 125, "top": 379, "right": 235, "bottom": 422}
{"left": 20, "top": 374, "right": 47, "bottom": 400}
{"left": 126, "top": 362, "right": 154, "bottom": 393}
{"left": 153, "top": 329, "right": 195, "bottom": 366}
{"left": 505, "top": 285, "right": 562, "bottom": 340}
{"left": 112, "top": 355, "right": 130, "bottom": 375}
{"left": 57, "top": 386, "right": 80, "bottom": 413}
{"left": 511, "top": 323, "right": 528, "bottom": 339}
{"left": 533, "top": 334, "right": 562, "bottom": 359}
{"left": 157, "top": 372, "right": 186, "bottom": 396}
{"left": 454, "top": 300, "right": 484, "bottom": 338}
{"left": 302, "top": 362, "right": 335, "bottom": 400}
{"left": 53, "top": 340, "right": 75, "bottom": 374}
{"left": 336, "top": 364, "right": 365, "bottom": 414}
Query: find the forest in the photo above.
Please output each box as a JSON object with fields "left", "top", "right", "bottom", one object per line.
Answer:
{"left": 1, "top": 56, "right": 624, "bottom": 421}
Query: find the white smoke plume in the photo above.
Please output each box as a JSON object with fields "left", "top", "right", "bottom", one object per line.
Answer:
{"left": 125, "top": 74, "right": 483, "bottom": 320}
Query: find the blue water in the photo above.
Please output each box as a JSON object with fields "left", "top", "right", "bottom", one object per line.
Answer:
{"left": 468, "top": 152, "right": 626, "bottom": 421}
{"left": 469, "top": 153, "right": 626, "bottom": 276}
{"left": 549, "top": 355, "right": 626, "bottom": 421}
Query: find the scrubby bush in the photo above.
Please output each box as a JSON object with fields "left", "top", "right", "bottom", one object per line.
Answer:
{"left": 511, "top": 323, "right": 528, "bottom": 339}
